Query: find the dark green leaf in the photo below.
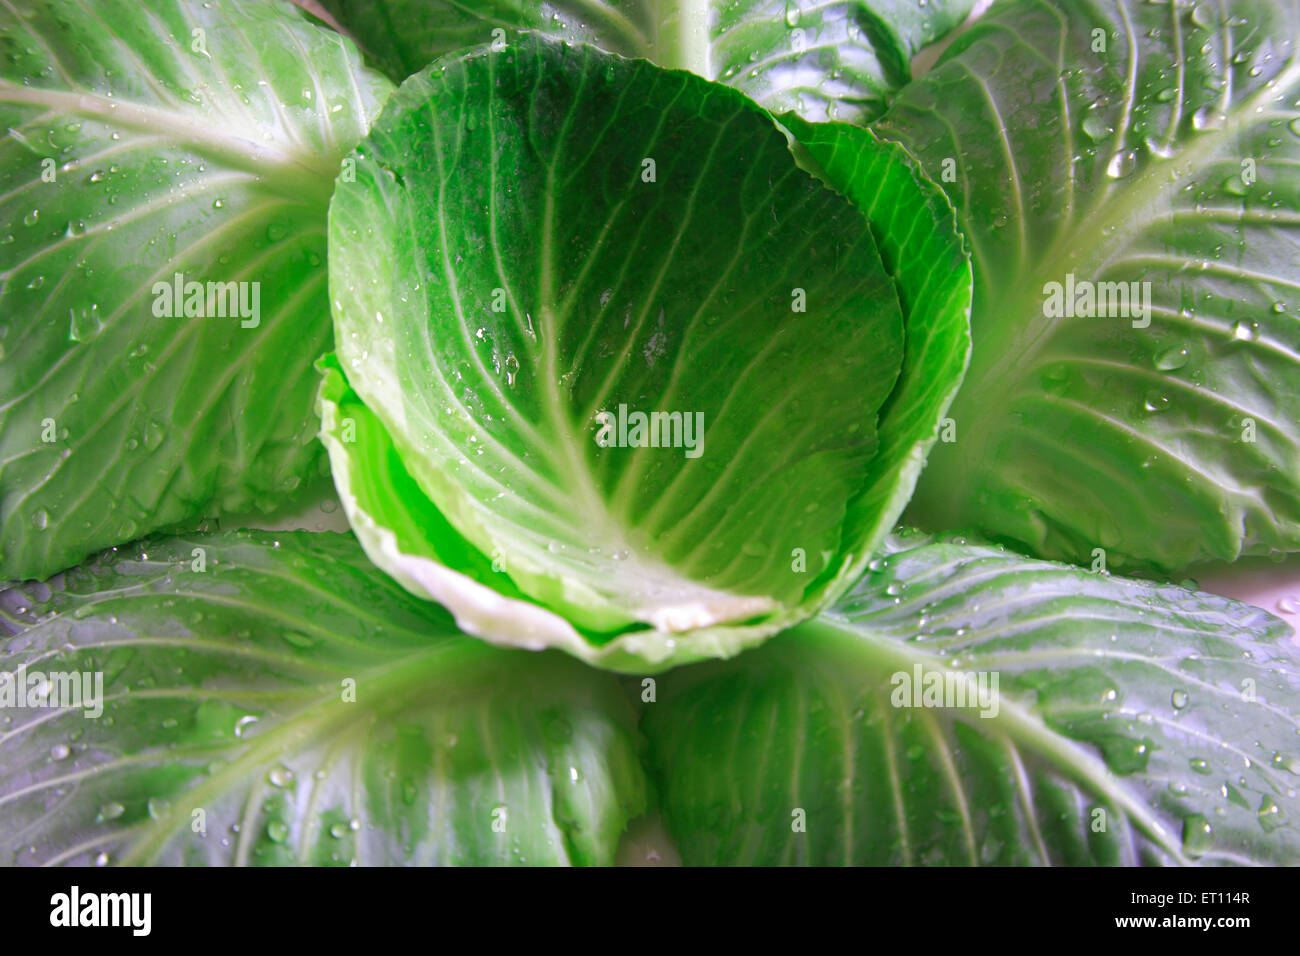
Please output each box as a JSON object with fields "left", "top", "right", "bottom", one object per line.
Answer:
{"left": 0, "top": 0, "right": 393, "bottom": 581}
{"left": 876, "top": 0, "right": 1300, "bottom": 571}
{"left": 0, "top": 530, "right": 648, "bottom": 865}
{"left": 319, "top": 0, "right": 977, "bottom": 122}
{"left": 643, "top": 530, "right": 1300, "bottom": 864}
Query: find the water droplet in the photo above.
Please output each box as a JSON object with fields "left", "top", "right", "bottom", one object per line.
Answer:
{"left": 266, "top": 820, "right": 289, "bottom": 843}
{"left": 1171, "top": 690, "right": 1189, "bottom": 709}
{"left": 1193, "top": 105, "right": 1227, "bottom": 131}
{"left": 1224, "top": 781, "right": 1251, "bottom": 809}
{"left": 1181, "top": 814, "right": 1213, "bottom": 856}
{"left": 1223, "top": 175, "right": 1250, "bottom": 197}
{"left": 1105, "top": 150, "right": 1137, "bottom": 178}
{"left": 1145, "top": 135, "right": 1178, "bottom": 159}
{"left": 1233, "top": 320, "right": 1258, "bottom": 341}
{"left": 1258, "top": 795, "right": 1285, "bottom": 833}
{"left": 98, "top": 801, "right": 125, "bottom": 821}
{"left": 1143, "top": 390, "right": 1171, "bottom": 413}
{"left": 1082, "top": 113, "right": 1112, "bottom": 141}
{"left": 268, "top": 766, "right": 294, "bottom": 787}
{"left": 49, "top": 743, "right": 70, "bottom": 760}
{"left": 31, "top": 508, "right": 49, "bottom": 531}
{"left": 1274, "top": 752, "right": 1300, "bottom": 775}
{"left": 1154, "top": 345, "right": 1189, "bottom": 370}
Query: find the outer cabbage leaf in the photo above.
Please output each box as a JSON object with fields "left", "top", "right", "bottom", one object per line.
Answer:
{"left": 0, "top": 0, "right": 393, "bottom": 582}
{"left": 318, "top": 0, "right": 977, "bottom": 123}
{"left": 0, "top": 530, "right": 648, "bottom": 865}
{"left": 643, "top": 529, "right": 1300, "bottom": 865}
{"left": 322, "top": 35, "right": 970, "bottom": 671}
{"left": 876, "top": 0, "right": 1300, "bottom": 571}
{"left": 782, "top": 115, "right": 972, "bottom": 567}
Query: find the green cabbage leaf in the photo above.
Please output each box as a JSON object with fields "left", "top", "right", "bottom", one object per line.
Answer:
{"left": 319, "top": 35, "right": 971, "bottom": 670}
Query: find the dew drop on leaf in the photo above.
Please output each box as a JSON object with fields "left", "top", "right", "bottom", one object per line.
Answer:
{"left": 1081, "top": 113, "right": 1112, "bottom": 140}
{"left": 1222, "top": 176, "right": 1249, "bottom": 197}
{"left": 1193, "top": 105, "right": 1227, "bottom": 130}
{"left": 1143, "top": 390, "right": 1171, "bottom": 413}
{"left": 1181, "top": 814, "right": 1214, "bottom": 856}
{"left": 1189, "top": 4, "right": 1216, "bottom": 29}
{"left": 1258, "top": 795, "right": 1285, "bottom": 833}
{"left": 1154, "top": 345, "right": 1189, "bottom": 370}
{"left": 1105, "top": 150, "right": 1137, "bottom": 178}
